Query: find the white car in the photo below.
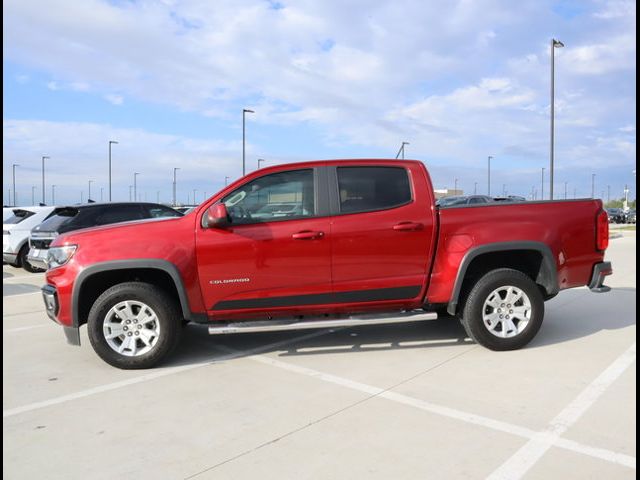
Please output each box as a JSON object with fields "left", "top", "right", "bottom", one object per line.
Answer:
{"left": 3, "top": 208, "right": 15, "bottom": 222}
{"left": 3, "top": 206, "right": 56, "bottom": 272}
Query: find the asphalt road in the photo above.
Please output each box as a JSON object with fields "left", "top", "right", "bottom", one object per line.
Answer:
{"left": 3, "top": 231, "right": 636, "bottom": 479}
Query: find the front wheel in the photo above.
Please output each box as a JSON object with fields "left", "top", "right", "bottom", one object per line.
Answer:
{"left": 460, "top": 268, "right": 544, "bottom": 351}
{"left": 87, "top": 282, "right": 182, "bottom": 369}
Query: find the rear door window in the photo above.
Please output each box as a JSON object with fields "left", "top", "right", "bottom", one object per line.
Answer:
{"left": 337, "top": 167, "right": 412, "bottom": 214}
{"left": 94, "top": 205, "right": 146, "bottom": 225}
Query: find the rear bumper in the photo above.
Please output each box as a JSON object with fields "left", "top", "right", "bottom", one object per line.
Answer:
{"left": 27, "top": 247, "right": 49, "bottom": 270}
{"left": 588, "top": 262, "right": 612, "bottom": 293}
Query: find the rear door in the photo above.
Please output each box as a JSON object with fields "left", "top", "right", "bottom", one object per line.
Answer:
{"left": 328, "top": 164, "right": 436, "bottom": 304}
{"left": 196, "top": 168, "right": 332, "bottom": 317}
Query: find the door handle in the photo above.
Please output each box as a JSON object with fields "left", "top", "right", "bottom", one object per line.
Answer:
{"left": 393, "top": 222, "right": 423, "bottom": 231}
{"left": 292, "top": 230, "right": 324, "bottom": 240}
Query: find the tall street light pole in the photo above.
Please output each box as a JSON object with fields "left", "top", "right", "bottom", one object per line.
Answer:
{"left": 129, "top": 185, "right": 133, "bottom": 202}
{"left": 88, "top": 180, "right": 94, "bottom": 201}
{"left": 395, "top": 142, "right": 409, "bottom": 159}
{"left": 242, "top": 109, "right": 254, "bottom": 176}
{"left": 41, "top": 156, "right": 50, "bottom": 204}
{"left": 591, "top": 174, "right": 595, "bottom": 198}
{"left": 157, "top": 191, "right": 160, "bottom": 204}
{"left": 100, "top": 187, "right": 104, "bottom": 202}
{"left": 503, "top": 184, "right": 507, "bottom": 196}
{"left": 541, "top": 167, "right": 545, "bottom": 200}
{"left": 564, "top": 181, "right": 568, "bottom": 200}
{"left": 31, "top": 186, "right": 36, "bottom": 205}
{"left": 12, "top": 164, "right": 19, "bottom": 206}
{"left": 133, "top": 172, "right": 140, "bottom": 202}
{"left": 550, "top": 38, "right": 564, "bottom": 200}
{"left": 193, "top": 189, "right": 197, "bottom": 205}
{"left": 454, "top": 178, "right": 458, "bottom": 193}
{"left": 52, "top": 185, "right": 56, "bottom": 204}
{"left": 487, "top": 156, "right": 493, "bottom": 195}
{"left": 258, "top": 158, "right": 265, "bottom": 169}
{"left": 108, "top": 140, "right": 118, "bottom": 201}
{"left": 474, "top": 182, "right": 477, "bottom": 195}
{"left": 173, "top": 168, "right": 180, "bottom": 206}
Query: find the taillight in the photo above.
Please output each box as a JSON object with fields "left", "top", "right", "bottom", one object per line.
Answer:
{"left": 596, "top": 210, "right": 609, "bottom": 251}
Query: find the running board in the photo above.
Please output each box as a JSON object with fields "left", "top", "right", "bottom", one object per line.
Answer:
{"left": 208, "top": 311, "right": 438, "bottom": 335}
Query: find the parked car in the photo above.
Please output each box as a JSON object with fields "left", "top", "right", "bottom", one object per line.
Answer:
{"left": 3, "top": 207, "right": 16, "bottom": 222}
{"left": 624, "top": 209, "right": 636, "bottom": 224}
{"left": 41, "top": 160, "right": 611, "bottom": 369}
{"left": 605, "top": 208, "right": 625, "bottom": 223}
{"left": 493, "top": 195, "right": 527, "bottom": 203}
{"left": 436, "top": 195, "right": 493, "bottom": 207}
{"left": 3, "top": 206, "right": 56, "bottom": 271}
{"left": 27, "top": 202, "right": 182, "bottom": 270}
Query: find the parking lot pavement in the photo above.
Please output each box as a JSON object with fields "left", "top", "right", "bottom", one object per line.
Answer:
{"left": 3, "top": 233, "right": 636, "bottom": 479}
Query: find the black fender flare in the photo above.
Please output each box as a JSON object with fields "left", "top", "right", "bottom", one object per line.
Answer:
{"left": 446, "top": 241, "right": 559, "bottom": 315}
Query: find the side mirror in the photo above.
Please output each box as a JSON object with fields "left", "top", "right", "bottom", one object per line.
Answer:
{"left": 204, "top": 203, "right": 230, "bottom": 228}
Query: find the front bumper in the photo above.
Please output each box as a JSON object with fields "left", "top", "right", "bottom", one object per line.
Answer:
{"left": 588, "top": 261, "right": 612, "bottom": 293}
{"left": 42, "top": 285, "right": 80, "bottom": 345}
{"left": 27, "top": 247, "right": 49, "bottom": 270}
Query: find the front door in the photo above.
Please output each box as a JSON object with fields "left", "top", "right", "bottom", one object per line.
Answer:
{"left": 196, "top": 168, "right": 332, "bottom": 318}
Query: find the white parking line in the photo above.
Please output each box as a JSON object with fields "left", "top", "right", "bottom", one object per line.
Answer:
{"left": 487, "top": 342, "right": 637, "bottom": 479}
{"left": 2, "top": 291, "right": 42, "bottom": 298}
{"left": 5, "top": 324, "right": 50, "bottom": 333}
{"left": 216, "top": 345, "right": 636, "bottom": 470}
{"left": 2, "top": 329, "right": 331, "bottom": 418}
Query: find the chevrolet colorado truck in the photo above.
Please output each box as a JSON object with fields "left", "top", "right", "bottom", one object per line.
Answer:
{"left": 41, "top": 160, "right": 612, "bottom": 369}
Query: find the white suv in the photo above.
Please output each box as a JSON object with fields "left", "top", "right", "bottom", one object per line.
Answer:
{"left": 3, "top": 206, "right": 56, "bottom": 272}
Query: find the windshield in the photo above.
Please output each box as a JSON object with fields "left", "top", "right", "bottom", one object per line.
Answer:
{"left": 33, "top": 207, "right": 79, "bottom": 232}
{"left": 4, "top": 209, "right": 36, "bottom": 225}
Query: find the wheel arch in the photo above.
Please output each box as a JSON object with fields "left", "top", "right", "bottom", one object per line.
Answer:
{"left": 72, "top": 259, "right": 193, "bottom": 329}
{"left": 446, "top": 241, "right": 559, "bottom": 316}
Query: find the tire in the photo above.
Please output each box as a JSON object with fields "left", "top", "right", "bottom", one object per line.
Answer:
{"left": 19, "top": 245, "right": 44, "bottom": 273}
{"left": 87, "top": 282, "right": 182, "bottom": 369}
{"left": 459, "top": 268, "right": 544, "bottom": 351}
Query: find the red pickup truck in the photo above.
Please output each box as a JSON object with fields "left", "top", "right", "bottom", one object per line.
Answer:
{"left": 41, "top": 160, "right": 612, "bottom": 369}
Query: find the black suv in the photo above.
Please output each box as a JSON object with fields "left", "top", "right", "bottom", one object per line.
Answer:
{"left": 27, "top": 203, "right": 182, "bottom": 269}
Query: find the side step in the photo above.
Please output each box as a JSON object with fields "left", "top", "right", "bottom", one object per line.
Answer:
{"left": 208, "top": 310, "right": 438, "bottom": 335}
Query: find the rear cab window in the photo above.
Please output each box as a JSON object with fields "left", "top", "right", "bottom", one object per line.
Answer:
{"left": 33, "top": 207, "right": 79, "bottom": 232}
{"left": 337, "top": 166, "right": 412, "bottom": 214}
{"left": 146, "top": 206, "right": 183, "bottom": 218}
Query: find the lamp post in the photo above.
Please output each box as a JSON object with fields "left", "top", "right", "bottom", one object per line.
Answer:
{"left": 502, "top": 184, "right": 507, "bottom": 196}
{"left": 550, "top": 38, "right": 564, "bottom": 200}
{"left": 172, "top": 168, "right": 180, "bottom": 206}
{"left": 395, "top": 142, "right": 409, "bottom": 160}
{"left": 31, "top": 186, "right": 36, "bottom": 205}
{"left": 242, "top": 108, "right": 254, "bottom": 176}
{"left": 108, "top": 140, "right": 118, "bottom": 201}
{"left": 157, "top": 191, "right": 160, "bottom": 203}
{"left": 487, "top": 156, "right": 493, "bottom": 195}
{"left": 591, "top": 174, "right": 596, "bottom": 198}
{"left": 12, "top": 163, "right": 19, "bottom": 206}
{"left": 193, "top": 189, "right": 197, "bottom": 205}
{"left": 531, "top": 185, "right": 535, "bottom": 200}
{"left": 129, "top": 185, "right": 133, "bottom": 202}
{"left": 564, "top": 181, "right": 568, "bottom": 200}
{"left": 80, "top": 191, "right": 84, "bottom": 203}
{"left": 41, "top": 155, "right": 50, "bottom": 204}
{"left": 88, "top": 180, "right": 94, "bottom": 201}
{"left": 133, "top": 172, "right": 140, "bottom": 202}
{"left": 454, "top": 178, "right": 458, "bottom": 193}
{"left": 52, "top": 185, "right": 56, "bottom": 204}
{"left": 100, "top": 187, "right": 104, "bottom": 202}
{"left": 258, "top": 158, "right": 265, "bottom": 169}
{"left": 541, "top": 167, "right": 545, "bottom": 200}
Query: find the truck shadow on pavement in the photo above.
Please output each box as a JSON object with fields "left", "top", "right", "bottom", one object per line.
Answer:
{"left": 167, "top": 287, "right": 635, "bottom": 367}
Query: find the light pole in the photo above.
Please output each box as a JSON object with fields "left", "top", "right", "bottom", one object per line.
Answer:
{"left": 564, "top": 181, "right": 567, "bottom": 200}
{"left": 157, "top": 191, "right": 160, "bottom": 203}
{"left": 12, "top": 163, "right": 19, "bottom": 206}
{"left": 550, "top": 38, "right": 564, "bottom": 200}
{"left": 88, "top": 180, "right": 94, "bottom": 201}
{"left": 225, "top": 176, "right": 230, "bottom": 186}
{"left": 531, "top": 185, "right": 535, "bottom": 200}
{"left": 41, "top": 155, "right": 50, "bottom": 204}
{"left": 502, "top": 184, "right": 507, "bottom": 196}
{"left": 454, "top": 178, "right": 458, "bottom": 193}
{"left": 541, "top": 167, "right": 545, "bottom": 200}
{"left": 487, "top": 156, "right": 493, "bottom": 195}
{"left": 31, "top": 186, "right": 36, "bottom": 205}
{"left": 395, "top": 142, "right": 409, "bottom": 160}
{"left": 258, "top": 158, "right": 265, "bottom": 169}
{"left": 193, "top": 189, "right": 197, "bottom": 205}
{"left": 133, "top": 172, "right": 140, "bottom": 202}
{"left": 573, "top": 188, "right": 577, "bottom": 199}
{"left": 172, "top": 167, "right": 180, "bottom": 206}
{"left": 129, "top": 185, "right": 133, "bottom": 202}
{"left": 100, "top": 187, "right": 104, "bottom": 202}
{"left": 474, "top": 182, "right": 477, "bottom": 194}
{"left": 52, "top": 185, "right": 56, "bottom": 204}
{"left": 108, "top": 140, "right": 118, "bottom": 201}
{"left": 591, "top": 174, "right": 595, "bottom": 198}
{"left": 80, "top": 191, "right": 84, "bottom": 203}
{"left": 242, "top": 108, "right": 254, "bottom": 176}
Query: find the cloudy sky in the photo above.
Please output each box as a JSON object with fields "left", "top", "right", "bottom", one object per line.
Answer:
{"left": 3, "top": 0, "right": 636, "bottom": 206}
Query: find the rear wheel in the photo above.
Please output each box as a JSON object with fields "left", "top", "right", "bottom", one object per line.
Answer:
{"left": 460, "top": 268, "right": 544, "bottom": 351}
{"left": 87, "top": 282, "right": 182, "bottom": 369}
{"left": 19, "top": 244, "right": 43, "bottom": 272}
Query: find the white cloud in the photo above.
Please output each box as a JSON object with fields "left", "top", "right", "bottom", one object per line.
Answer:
{"left": 46, "top": 81, "right": 59, "bottom": 90}
{"left": 104, "top": 94, "right": 124, "bottom": 105}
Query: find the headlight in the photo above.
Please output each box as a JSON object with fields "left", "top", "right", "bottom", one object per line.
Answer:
{"left": 47, "top": 245, "right": 78, "bottom": 269}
